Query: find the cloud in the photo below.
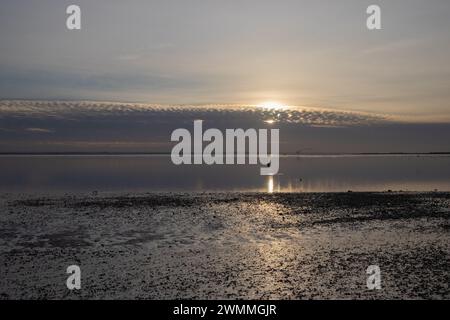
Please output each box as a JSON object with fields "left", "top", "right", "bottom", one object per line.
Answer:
{"left": 25, "top": 127, "right": 53, "bottom": 133}
{"left": 1, "top": 100, "right": 449, "bottom": 154}
{"left": 0, "top": 100, "right": 391, "bottom": 127}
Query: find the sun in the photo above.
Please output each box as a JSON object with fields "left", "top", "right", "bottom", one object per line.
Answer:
{"left": 257, "top": 101, "right": 285, "bottom": 110}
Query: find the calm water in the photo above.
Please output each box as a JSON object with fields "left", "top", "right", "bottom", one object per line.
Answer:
{"left": 1, "top": 155, "right": 450, "bottom": 193}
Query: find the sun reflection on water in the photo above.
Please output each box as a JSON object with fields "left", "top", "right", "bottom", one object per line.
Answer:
{"left": 267, "top": 176, "right": 274, "bottom": 193}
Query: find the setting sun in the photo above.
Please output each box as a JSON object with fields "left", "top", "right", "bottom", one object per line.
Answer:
{"left": 258, "top": 101, "right": 285, "bottom": 110}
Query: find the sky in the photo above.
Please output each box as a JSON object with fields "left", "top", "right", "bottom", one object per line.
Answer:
{"left": 1, "top": 0, "right": 450, "bottom": 153}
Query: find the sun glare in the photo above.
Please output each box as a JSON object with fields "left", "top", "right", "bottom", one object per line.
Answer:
{"left": 258, "top": 101, "right": 285, "bottom": 110}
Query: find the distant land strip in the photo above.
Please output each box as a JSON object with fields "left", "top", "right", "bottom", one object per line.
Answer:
{"left": 0, "top": 152, "right": 450, "bottom": 156}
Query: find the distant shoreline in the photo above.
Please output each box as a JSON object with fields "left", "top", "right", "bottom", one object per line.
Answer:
{"left": 1, "top": 152, "right": 450, "bottom": 156}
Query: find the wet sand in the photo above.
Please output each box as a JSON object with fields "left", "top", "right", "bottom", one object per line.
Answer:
{"left": 0, "top": 192, "right": 448, "bottom": 299}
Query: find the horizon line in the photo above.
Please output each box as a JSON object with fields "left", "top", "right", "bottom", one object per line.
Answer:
{"left": 1, "top": 151, "right": 450, "bottom": 156}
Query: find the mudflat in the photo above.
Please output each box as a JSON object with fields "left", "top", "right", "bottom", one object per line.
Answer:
{"left": 0, "top": 192, "right": 448, "bottom": 299}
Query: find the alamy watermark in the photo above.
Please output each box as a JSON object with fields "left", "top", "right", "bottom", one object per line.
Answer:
{"left": 66, "top": 5, "right": 81, "bottom": 30}
{"left": 367, "top": 5, "right": 382, "bottom": 30}
{"left": 171, "top": 120, "right": 279, "bottom": 176}
{"left": 366, "top": 265, "right": 382, "bottom": 290}
{"left": 66, "top": 4, "right": 382, "bottom": 31}
{"left": 66, "top": 265, "right": 81, "bottom": 290}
